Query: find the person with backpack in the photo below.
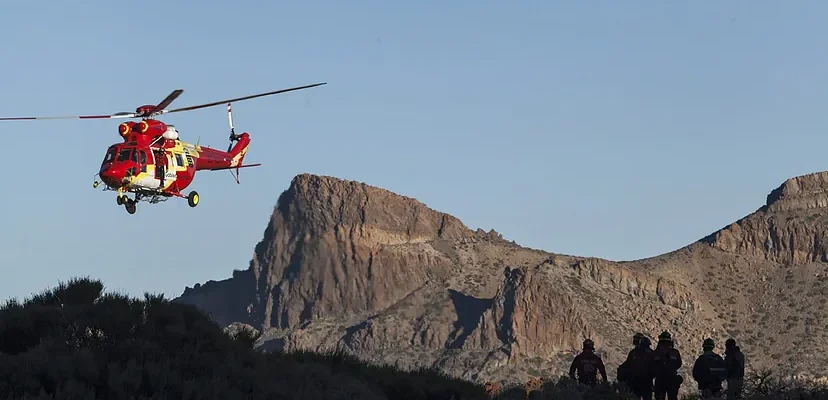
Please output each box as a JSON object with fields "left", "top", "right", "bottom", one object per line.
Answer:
{"left": 649, "top": 331, "right": 683, "bottom": 400}
{"left": 724, "top": 338, "right": 745, "bottom": 400}
{"left": 569, "top": 339, "right": 607, "bottom": 386}
{"left": 617, "top": 333, "right": 645, "bottom": 388}
{"left": 692, "top": 338, "right": 727, "bottom": 398}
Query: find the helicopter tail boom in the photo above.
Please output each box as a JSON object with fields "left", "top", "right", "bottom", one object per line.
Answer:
{"left": 190, "top": 132, "right": 254, "bottom": 172}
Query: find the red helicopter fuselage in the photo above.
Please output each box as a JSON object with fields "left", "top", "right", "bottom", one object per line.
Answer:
{"left": 97, "top": 118, "right": 253, "bottom": 197}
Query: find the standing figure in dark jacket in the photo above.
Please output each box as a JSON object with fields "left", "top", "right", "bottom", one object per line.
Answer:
{"left": 625, "top": 336, "right": 654, "bottom": 399}
{"left": 618, "top": 333, "right": 646, "bottom": 387}
{"left": 724, "top": 338, "right": 745, "bottom": 400}
{"left": 649, "top": 331, "right": 683, "bottom": 400}
{"left": 569, "top": 339, "right": 607, "bottom": 386}
{"left": 692, "top": 338, "right": 727, "bottom": 398}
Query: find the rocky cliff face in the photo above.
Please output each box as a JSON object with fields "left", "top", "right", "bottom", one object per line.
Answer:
{"left": 177, "top": 171, "right": 828, "bottom": 388}
{"left": 703, "top": 171, "right": 828, "bottom": 264}
{"left": 465, "top": 266, "right": 594, "bottom": 362}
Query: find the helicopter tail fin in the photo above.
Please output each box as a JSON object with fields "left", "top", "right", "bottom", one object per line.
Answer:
{"left": 228, "top": 132, "right": 251, "bottom": 167}
{"left": 223, "top": 132, "right": 254, "bottom": 184}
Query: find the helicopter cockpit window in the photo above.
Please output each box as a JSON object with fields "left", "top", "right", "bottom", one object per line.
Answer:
{"left": 116, "top": 148, "right": 132, "bottom": 162}
{"left": 104, "top": 148, "right": 116, "bottom": 163}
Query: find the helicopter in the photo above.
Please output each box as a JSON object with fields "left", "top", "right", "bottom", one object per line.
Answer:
{"left": 0, "top": 82, "right": 326, "bottom": 214}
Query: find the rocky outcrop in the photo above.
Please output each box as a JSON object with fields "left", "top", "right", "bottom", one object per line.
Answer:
{"left": 703, "top": 213, "right": 828, "bottom": 264}
{"left": 178, "top": 171, "right": 828, "bottom": 388}
{"left": 568, "top": 258, "right": 696, "bottom": 310}
{"left": 701, "top": 172, "right": 828, "bottom": 264}
{"left": 465, "top": 266, "right": 593, "bottom": 362}
{"left": 177, "top": 269, "right": 258, "bottom": 327}
{"left": 341, "top": 284, "right": 460, "bottom": 351}
{"left": 192, "top": 174, "right": 475, "bottom": 331}
{"left": 766, "top": 171, "right": 828, "bottom": 213}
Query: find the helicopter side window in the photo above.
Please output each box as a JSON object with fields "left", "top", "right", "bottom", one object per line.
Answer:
{"left": 116, "top": 148, "right": 132, "bottom": 162}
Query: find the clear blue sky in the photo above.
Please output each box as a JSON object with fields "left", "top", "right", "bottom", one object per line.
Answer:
{"left": 2, "top": 1, "right": 827, "bottom": 302}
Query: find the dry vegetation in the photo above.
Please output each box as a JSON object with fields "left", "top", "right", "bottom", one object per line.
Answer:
{"left": 0, "top": 277, "right": 486, "bottom": 399}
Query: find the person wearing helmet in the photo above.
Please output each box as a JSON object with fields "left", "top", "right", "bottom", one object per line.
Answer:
{"left": 692, "top": 338, "right": 727, "bottom": 398}
{"left": 569, "top": 339, "right": 607, "bottom": 386}
{"left": 617, "top": 333, "right": 647, "bottom": 388}
{"left": 633, "top": 332, "right": 645, "bottom": 347}
{"left": 649, "top": 331, "right": 683, "bottom": 400}
{"left": 623, "top": 335, "right": 654, "bottom": 399}
{"left": 724, "top": 338, "right": 745, "bottom": 400}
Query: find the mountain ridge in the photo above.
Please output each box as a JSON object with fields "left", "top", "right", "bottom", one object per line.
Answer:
{"left": 175, "top": 170, "right": 828, "bottom": 389}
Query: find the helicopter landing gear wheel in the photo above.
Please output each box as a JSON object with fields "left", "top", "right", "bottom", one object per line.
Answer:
{"left": 117, "top": 195, "right": 126, "bottom": 205}
{"left": 124, "top": 199, "right": 136, "bottom": 215}
{"left": 187, "top": 191, "right": 199, "bottom": 208}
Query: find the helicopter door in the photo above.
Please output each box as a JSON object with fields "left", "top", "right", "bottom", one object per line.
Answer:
{"left": 163, "top": 151, "right": 177, "bottom": 183}
{"left": 133, "top": 149, "right": 160, "bottom": 189}
{"left": 153, "top": 151, "right": 168, "bottom": 181}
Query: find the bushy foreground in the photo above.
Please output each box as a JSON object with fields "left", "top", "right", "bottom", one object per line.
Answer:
{"left": 3, "top": 277, "right": 828, "bottom": 400}
{"left": 0, "top": 277, "right": 486, "bottom": 399}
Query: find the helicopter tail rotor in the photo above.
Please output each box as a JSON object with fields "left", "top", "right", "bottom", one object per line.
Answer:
{"left": 226, "top": 102, "right": 245, "bottom": 184}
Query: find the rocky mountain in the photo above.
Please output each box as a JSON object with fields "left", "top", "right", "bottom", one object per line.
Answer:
{"left": 175, "top": 171, "right": 828, "bottom": 388}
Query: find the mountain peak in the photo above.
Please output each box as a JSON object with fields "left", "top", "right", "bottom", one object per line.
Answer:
{"left": 276, "top": 173, "right": 474, "bottom": 242}
{"left": 766, "top": 170, "right": 828, "bottom": 213}
{"left": 700, "top": 171, "right": 828, "bottom": 264}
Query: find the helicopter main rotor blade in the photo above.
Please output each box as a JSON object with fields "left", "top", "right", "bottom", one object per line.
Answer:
{"left": 0, "top": 112, "right": 139, "bottom": 121}
{"left": 165, "top": 82, "right": 326, "bottom": 114}
{"left": 150, "top": 89, "right": 184, "bottom": 115}
{"left": 0, "top": 82, "right": 325, "bottom": 121}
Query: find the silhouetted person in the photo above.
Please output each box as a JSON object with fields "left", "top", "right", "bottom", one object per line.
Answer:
{"left": 569, "top": 339, "right": 607, "bottom": 386}
{"left": 633, "top": 332, "right": 644, "bottom": 347}
{"left": 624, "top": 336, "right": 654, "bottom": 400}
{"left": 649, "top": 331, "right": 682, "bottom": 400}
{"left": 692, "top": 338, "right": 727, "bottom": 398}
{"left": 724, "top": 338, "right": 745, "bottom": 400}
{"left": 618, "top": 333, "right": 645, "bottom": 387}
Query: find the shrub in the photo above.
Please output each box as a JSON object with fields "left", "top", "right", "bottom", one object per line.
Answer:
{"left": 0, "top": 277, "right": 488, "bottom": 400}
{"left": 7, "top": 277, "right": 828, "bottom": 400}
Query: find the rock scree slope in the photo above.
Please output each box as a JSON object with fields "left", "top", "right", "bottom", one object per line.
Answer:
{"left": 176, "top": 171, "right": 828, "bottom": 386}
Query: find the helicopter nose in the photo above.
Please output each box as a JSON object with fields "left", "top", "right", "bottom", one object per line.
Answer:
{"left": 99, "top": 165, "right": 125, "bottom": 187}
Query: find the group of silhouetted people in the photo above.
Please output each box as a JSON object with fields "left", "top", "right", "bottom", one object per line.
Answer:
{"left": 568, "top": 331, "right": 745, "bottom": 399}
